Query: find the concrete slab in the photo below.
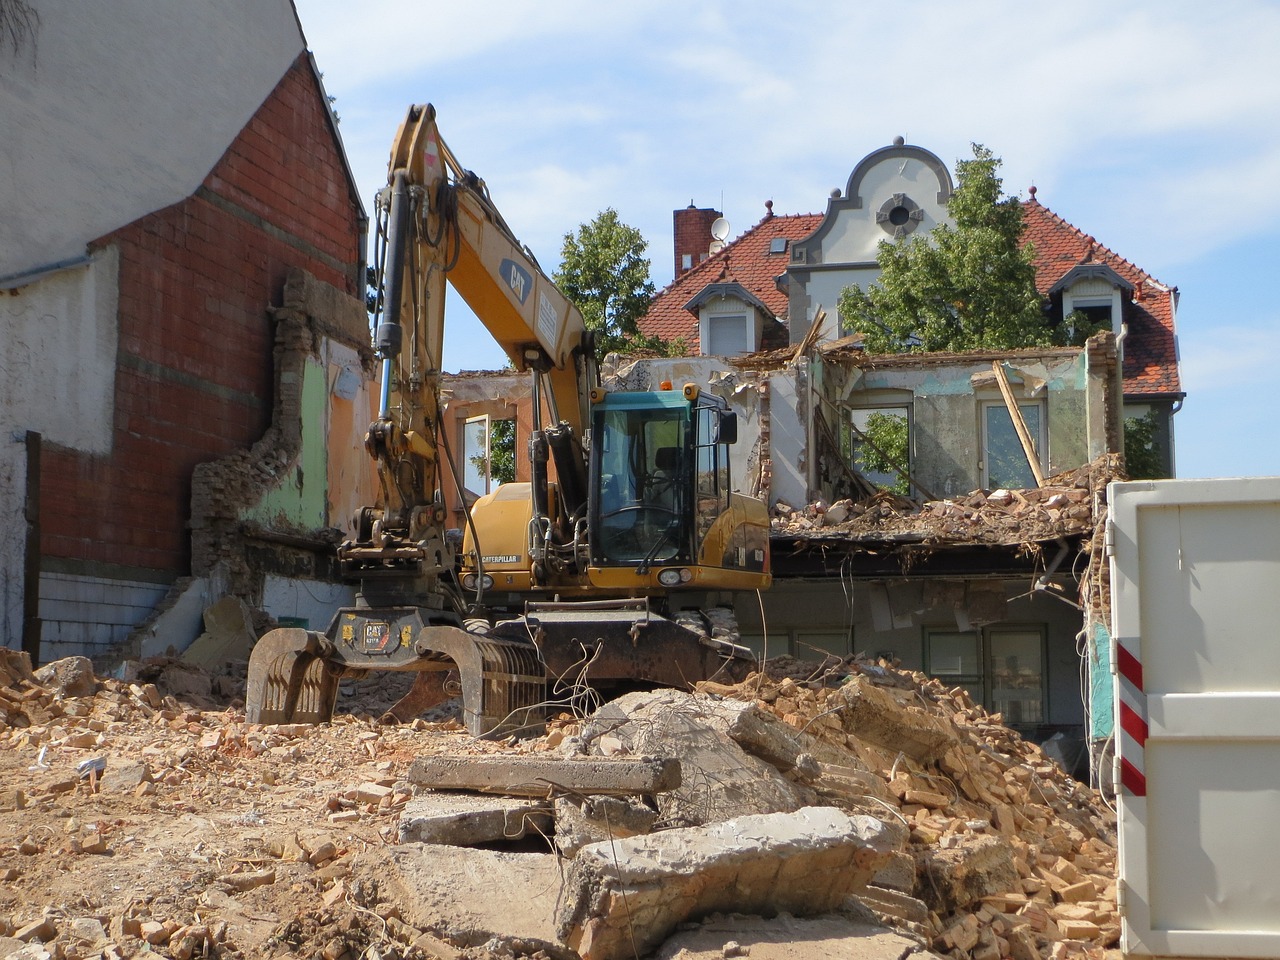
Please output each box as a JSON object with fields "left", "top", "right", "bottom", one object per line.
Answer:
{"left": 374, "top": 844, "right": 564, "bottom": 952}
{"left": 578, "top": 690, "right": 814, "bottom": 827}
{"left": 398, "top": 792, "right": 553, "bottom": 845}
{"left": 557, "top": 806, "right": 899, "bottom": 960}
{"left": 406, "top": 754, "right": 680, "bottom": 797}
{"left": 653, "top": 913, "right": 940, "bottom": 960}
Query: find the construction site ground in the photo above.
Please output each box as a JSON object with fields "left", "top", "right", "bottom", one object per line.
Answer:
{"left": 1, "top": 650, "right": 1121, "bottom": 960}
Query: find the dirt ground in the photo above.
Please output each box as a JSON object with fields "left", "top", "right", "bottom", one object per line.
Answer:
{"left": 2, "top": 650, "right": 1121, "bottom": 960}
{"left": 0, "top": 660, "right": 528, "bottom": 959}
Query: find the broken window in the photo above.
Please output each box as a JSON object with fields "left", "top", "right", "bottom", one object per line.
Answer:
{"left": 925, "top": 626, "right": 1045, "bottom": 729}
{"left": 981, "top": 400, "right": 1044, "bottom": 490}
{"left": 844, "top": 407, "right": 911, "bottom": 495}
{"left": 462, "top": 416, "right": 515, "bottom": 504}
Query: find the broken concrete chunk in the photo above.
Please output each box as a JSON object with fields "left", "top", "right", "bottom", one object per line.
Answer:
{"left": 376, "top": 845, "right": 563, "bottom": 952}
{"left": 579, "top": 690, "right": 814, "bottom": 827}
{"left": 916, "top": 835, "right": 1020, "bottom": 913}
{"left": 834, "top": 676, "right": 959, "bottom": 763}
{"left": 398, "top": 792, "right": 552, "bottom": 846}
{"left": 557, "top": 806, "right": 898, "bottom": 960}
{"left": 553, "top": 795, "right": 657, "bottom": 856}
{"left": 34, "top": 657, "right": 97, "bottom": 698}
{"left": 406, "top": 753, "right": 679, "bottom": 797}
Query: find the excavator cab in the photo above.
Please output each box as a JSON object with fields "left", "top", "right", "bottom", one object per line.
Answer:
{"left": 588, "top": 386, "right": 746, "bottom": 580}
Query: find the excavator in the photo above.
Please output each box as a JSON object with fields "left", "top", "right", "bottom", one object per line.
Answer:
{"left": 245, "top": 104, "right": 771, "bottom": 736}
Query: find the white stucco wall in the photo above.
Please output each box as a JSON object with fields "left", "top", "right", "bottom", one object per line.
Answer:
{"left": 0, "top": 0, "right": 305, "bottom": 281}
{"left": 1, "top": 248, "right": 120, "bottom": 453}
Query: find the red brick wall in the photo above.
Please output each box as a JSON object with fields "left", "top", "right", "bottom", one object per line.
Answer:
{"left": 42, "top": 53, "right": 364, "bottom": 576}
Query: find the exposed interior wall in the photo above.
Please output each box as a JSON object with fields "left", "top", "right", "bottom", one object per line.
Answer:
{"left": 810, "top": 339, "right": 1115, "bottom": 504}
{"left": 173, "top": 269, "right": 372, "bottom": 655}
{"left": 0, "top": 0, "right": 304, "bottom": 281}
{"left": 438, "top": 371, "right": 533, "bottom": 528}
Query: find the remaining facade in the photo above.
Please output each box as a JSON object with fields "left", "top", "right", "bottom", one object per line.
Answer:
{"left": 632, "top": 141, "right": 1182, "bottom": 775}
{"left": 643, "top": 139, "right": 1182, "bottom": 475}
{"left": 1, "top": 1, "right": 372, "bottom": 662}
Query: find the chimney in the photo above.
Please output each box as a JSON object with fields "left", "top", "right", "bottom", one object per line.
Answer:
{"left": 673, "top": 203, "right": 723, "bottom": 279}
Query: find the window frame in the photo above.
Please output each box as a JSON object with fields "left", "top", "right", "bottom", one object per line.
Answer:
{"left": 980, "top": 398, "right": 1046, "bottom": 490}
{"left": 844, "top": 404, "right": 913, "bottom": 494}
{"left": 924, "top": 624, "right": 1047, "bottom": 730}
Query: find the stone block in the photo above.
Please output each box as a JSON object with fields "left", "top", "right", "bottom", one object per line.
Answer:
{"left": 375, "top": 845, "right": 563, "bottom": 951}
{"left": 652, "top": 913, "right": 924, "bottom": 960}
{"left": 834, "top": 677, "right": 959, "bottom": 763}
{"left": 398, "top": 792, "right": 552, "bottom": 846}
{"left": 917, "top": 835, "right": 1020, "bottom": 913}
{"left": 578, "top": 690, "right": 813, "bottom": 827}
{"left": 34, "top": 657, "right": 97, "bottom": 698}
{"left": 557, "top": 806, "right": 897, "bottom": 960}
{"left": 407, "top": 753, "right": 680, "bottom": 797}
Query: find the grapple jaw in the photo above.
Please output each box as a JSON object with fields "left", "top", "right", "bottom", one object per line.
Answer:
{"left": 244, "top": 628, "right": 343, "bottom": 725}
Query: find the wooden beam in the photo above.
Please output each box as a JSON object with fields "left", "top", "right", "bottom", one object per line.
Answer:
{"left": 991, "top": 362, "right": 1046, "bottom": 487}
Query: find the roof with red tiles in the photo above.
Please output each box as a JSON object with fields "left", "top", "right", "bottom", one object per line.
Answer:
{"left": 641, "top": 196, "right": 1181, "bottom": 398}
{"left": 639, "top": 211, "right": 822, "bottom": 352}
{"left": 1021, "top": 195, "right": 1181, "bottom": 398}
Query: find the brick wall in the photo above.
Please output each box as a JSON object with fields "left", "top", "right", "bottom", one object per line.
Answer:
{"left": 673, "top": 205, "right": 723, "bottom": 279}
{"left": 40, "top": 53, "right": 363, "bottom": 582}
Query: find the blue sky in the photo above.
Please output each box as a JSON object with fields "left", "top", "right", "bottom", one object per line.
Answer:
{"left": 293, "top": 0, "right": 1280, "bottom": 480}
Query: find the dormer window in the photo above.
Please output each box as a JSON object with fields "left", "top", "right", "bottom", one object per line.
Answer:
{"left": 1051, "top": 264, "right": 1131, "bottom": 341}
{"left": 684, "top": 282, "right": 771, "bottom": 357}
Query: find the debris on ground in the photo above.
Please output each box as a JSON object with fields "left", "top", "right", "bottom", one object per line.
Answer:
{"left": 1, "top": 646, "right": 1119, "bottom": 960}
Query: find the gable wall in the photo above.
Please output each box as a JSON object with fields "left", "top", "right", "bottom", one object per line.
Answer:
{"left": 23, "top": 55, "right": 365, "bottom": 659}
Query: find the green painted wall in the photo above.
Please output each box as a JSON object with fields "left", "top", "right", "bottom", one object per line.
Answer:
{"left": 247, "top": 356, "right": 329, "bottom": 530}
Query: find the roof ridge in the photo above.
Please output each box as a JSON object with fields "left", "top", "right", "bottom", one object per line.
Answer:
{"left": 1024, "top": 198, "right": 1169, "bottom": 291}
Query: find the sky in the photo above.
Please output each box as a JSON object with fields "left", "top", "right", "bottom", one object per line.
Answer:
{"left": 293, "top": 0, "right": 1280, "bottom": 480}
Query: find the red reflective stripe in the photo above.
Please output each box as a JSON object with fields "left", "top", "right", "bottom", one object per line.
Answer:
{"left": 1120, "top": 701, "right": 1148, "bottom": 746}
{"left": 1117, "top": 643, "right": 1144, "bottom": 690}
{"left": 1120, "top": 757, "right": 1147, "bottom": 797}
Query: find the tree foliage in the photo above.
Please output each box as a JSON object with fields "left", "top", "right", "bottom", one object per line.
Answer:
{"left": 1123, "top": 410, "right": 1165, "bottom": 480}
{"left": 856, "top": 412, "right": 911, "bottom": 495}
{"left": 839, "top": 144, "right": 1051, "bottom": 353}
{"left": 553, "top": 209, "right": 675, "bottom": 359}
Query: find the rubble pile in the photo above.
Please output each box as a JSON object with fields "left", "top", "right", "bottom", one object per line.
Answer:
{"left": 694, "top": 661, "right": 1119, "bottom": 958}
{"left": 771, "top": 455, "right": 1120, "bottom": 547}
{"left": 1, "top": 646, "right": 1120, "bottom": 960}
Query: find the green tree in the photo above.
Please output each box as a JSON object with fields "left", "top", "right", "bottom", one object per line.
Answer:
{"left": 1123, "top": 410, "right": 1165, "bottom": 480}
{"left": 856, "top": 411, "right": 911, "bottom": 495}
{"left": 553, "top": 209, "right": 674, "bottom": 360}
{"left": 839, "top": 144, "right": 1049, "bottom": 353}
{"left": 487, "top": 418, "right": 516, "bottom": 485}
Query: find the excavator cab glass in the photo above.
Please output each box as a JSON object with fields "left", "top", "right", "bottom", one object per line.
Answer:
{"left": 591, "top": 395, "right": 689, "bottom": 565}
{"left": 589, "top": 391, "right": 737, "bottom": 570}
